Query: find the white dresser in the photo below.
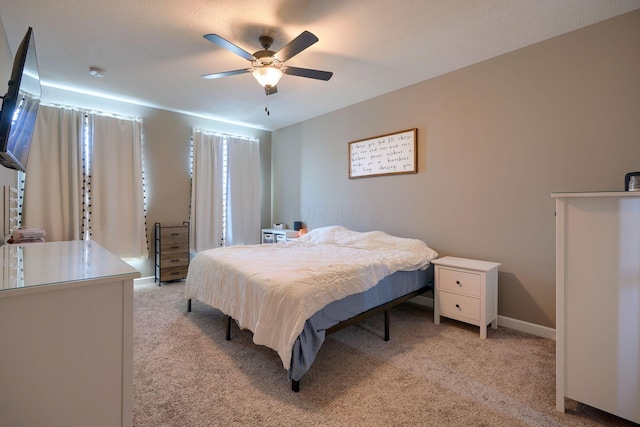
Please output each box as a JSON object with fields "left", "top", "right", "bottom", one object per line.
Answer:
{"left": 0, "top": 241, "right": 140, "bottom": 427}
{"left": 433, "top": 256, "right": 501, "bottom": 339}
{"left": 553, "top": 191, "right": 640, "bottom": 424}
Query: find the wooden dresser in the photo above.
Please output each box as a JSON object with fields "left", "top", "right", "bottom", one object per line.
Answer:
{"left": 154, "top": 221, "right": 190, "bottom": 284}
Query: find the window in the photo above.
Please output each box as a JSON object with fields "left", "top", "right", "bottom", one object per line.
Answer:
{"left": 21, "top": 105, "right": 148, "bottom": 258}
{"left": 190, "top": 130, "right": 260, "bottom": 251}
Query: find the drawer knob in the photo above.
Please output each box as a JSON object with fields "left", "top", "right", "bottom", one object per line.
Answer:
{"left": 456, "top": 280, "right": 461, "bottom": 286}
{"left": 455, "top": 304, "right": 461, "bottom": 310}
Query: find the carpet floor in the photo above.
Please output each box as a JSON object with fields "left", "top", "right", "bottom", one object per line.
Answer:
{"left": 133, "top": 281, "right": 637, "bottom": 427}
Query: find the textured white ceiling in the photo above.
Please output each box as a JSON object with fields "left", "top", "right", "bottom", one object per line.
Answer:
{"left": 1, "top": 0, "right": 639, "bottom": 131}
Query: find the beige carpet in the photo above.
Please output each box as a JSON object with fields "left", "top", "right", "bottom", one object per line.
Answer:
{"left": 133, "top": 282, "right": 637, "bottom": 427}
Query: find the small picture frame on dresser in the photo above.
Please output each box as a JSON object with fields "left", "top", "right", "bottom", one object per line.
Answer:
{"left": 625, "top": 171, "right": 640, "bottom": 191}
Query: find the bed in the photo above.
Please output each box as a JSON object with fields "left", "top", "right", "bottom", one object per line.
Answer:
{"left": 185, "top": 225, "right": 438, "bottom": 391}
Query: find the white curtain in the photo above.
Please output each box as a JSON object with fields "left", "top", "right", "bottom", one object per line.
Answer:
{"left": 190, "top": 130, "right": 260, "bottom": 251}
{"left": 89, "top": 114, "right": 148, "bottom": 258}
{"left": 226, "top": 136, "right": 260, "bottom": 246}
{"left": 190, "top": 131, "right": 225, "bottom": 252}
{"left": 22, "top": 105, "right": 84, "bottom": 241}
{"left": 22, "top": 105, "right": 148, "bottom": 259}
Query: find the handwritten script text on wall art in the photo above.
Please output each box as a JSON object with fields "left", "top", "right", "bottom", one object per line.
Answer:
{"left": 349, "top": 128, "right": 417, "bottom": 178}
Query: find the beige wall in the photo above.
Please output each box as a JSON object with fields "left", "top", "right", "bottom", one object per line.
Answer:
{"left": 271, "top": 10, "right": 640, "bottom": 328}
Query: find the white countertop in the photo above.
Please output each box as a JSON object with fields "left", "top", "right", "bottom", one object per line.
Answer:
{"left": 0, "top": 240, "right": 140, "bottom": 291}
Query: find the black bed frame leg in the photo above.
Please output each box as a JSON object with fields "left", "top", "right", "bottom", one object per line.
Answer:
{"left": 226, "top": 315, "right": 232, "bottom": 341}
{"left": 292, "top": 379, "right": 300, "bottom": 392}
{"left": 187, "top": 299, "right": 192, "bottom": 312}
{"left": 384, "top": 310, "right": 390, "bottom": 341}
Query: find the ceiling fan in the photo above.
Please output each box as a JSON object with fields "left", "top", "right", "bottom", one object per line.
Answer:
{"left": 201, "top": 31, "right": 333, "bottom": 96}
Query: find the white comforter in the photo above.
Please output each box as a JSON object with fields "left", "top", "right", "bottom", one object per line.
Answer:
{"left": 184, "top": 226, "right": 438, "bottom": 370}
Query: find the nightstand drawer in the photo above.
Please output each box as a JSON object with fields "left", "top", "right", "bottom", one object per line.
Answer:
{"left": 438, "top": 291, "right": 480, "bottom": 322}
{"left": 439, "top": 267, "right": 481, "bottom": 296}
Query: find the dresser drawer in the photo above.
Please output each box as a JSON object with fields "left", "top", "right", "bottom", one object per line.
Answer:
{"left": 438, "top": 291, "right": 481, "bottom": 322}
{"left": 160, "top": 226, "right": 189, "bottom": 242}
{"left": 438, "top": 267, "right": 481, "bottom": 297}
{"left": 160, "top": 240, "right": 189, "bottom": 253}
{"left": 159, "top": 266, "right": 189, "bottom": 282}
{"left": 159, "top": 254, "right": 189, "bottom": 268}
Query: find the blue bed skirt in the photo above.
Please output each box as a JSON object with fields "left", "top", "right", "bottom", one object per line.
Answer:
{"left": 288, "top": 267, "right": 433, "bottom": 381}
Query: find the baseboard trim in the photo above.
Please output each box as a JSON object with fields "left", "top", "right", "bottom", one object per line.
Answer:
{"left": 497, "top": 315, "right": 556, "bottom": 340}
{"left": 411, "top": 295, "right": 556, "bottom": 341}
{"left": 412, "top": 294, "right": 433, "bottom": 308}
{"left": 134, "top": 276, "right": 156, "bottom": 286}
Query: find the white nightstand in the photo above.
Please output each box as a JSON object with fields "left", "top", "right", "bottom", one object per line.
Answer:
{"left": 433, "top": 256, "right": 501, "bottom": 339}
{"left": 261, "top": 228, "right": 299, "bottom": 244}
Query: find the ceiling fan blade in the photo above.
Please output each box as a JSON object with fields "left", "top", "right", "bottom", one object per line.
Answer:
{"left": 201, "top": 69, "right": 250, "bottom": 80}
{"left": 275, "top": 31, "right": 318, "bottom": 62}
{"left": 203, "top": 34, "right": 255, "bottom": 61}
{"left": 284, "top": 66, "right": 333, "bottom": 81}
{"left": 265, "top": 86, "right": 278, "bottom": 96}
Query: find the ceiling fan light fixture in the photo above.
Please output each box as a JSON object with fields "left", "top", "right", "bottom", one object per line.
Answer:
{"left": 203, "top": 31, "right": 332, "bottom": 94}
{"left": 252, "top": 66, "right": 283, "bottom": 89}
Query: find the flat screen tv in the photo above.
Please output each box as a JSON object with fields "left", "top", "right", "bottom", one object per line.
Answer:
{"left": 0, "top": 27, "right": 41, "bottom": 172}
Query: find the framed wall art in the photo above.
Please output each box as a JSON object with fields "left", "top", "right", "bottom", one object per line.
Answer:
{"left": 348, "top": 128, "right": 417, "bottom": 178}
